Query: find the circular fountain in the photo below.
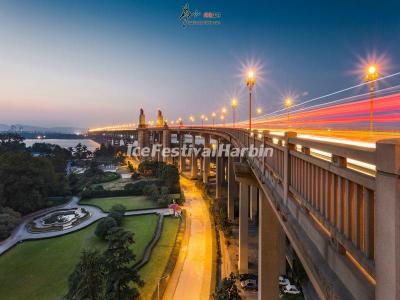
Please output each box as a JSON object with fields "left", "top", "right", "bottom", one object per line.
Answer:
{"left": 27, "top": 208, "right": 91, "bottom": 233}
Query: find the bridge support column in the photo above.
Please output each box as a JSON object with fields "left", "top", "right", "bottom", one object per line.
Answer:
{"left": 162, "top": 128, "right": 170, "bottom": 163}
{"left": 375, "top": 139, "right": 400, "bottom": 300}
{"left": 216, "top": 141, "right": 223, "bottom": 199}
{"left": 203, "top": 134, "right": 210, "bottom": 183}
{"left": 250, "top": 186, "right": 258, "bottom": 221}
{"left": 258, "top": 191, "right": 285, "bottom": 300}
{"left": 137, "top": 128, "right": 149, "bottom": 158}
{"left": 178, "top": 133, "right": 185, "bottom": 173}
{"left": 239, "top": 182, "right": 249, "bottom": 274}
{"left": 190, "top": 134, "right": 198, "bottom": 178}
{"left": 227, "top": 154, "right": 237, "bottom": 221}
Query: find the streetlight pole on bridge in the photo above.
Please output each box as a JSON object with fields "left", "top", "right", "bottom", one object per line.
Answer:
{"left": 231, "top": 98, "right": 237, "bottom": 127}
{"left": 246, "top": 70, "right": 256, "bottom": 131}
{"left": 365, "top": 64, "right": 379, "bottom": 132}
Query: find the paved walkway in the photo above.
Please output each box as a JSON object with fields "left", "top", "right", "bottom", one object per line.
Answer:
{"left": 163, "top": 176, "right": 213, "bottom": 300}
{"left": 0, "top": 196, "right": 171, "bottom": 256}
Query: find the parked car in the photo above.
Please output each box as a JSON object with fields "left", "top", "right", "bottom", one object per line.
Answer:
{"left": 283, "top": 284, "right": 301, "bottom": 295}
{"left": 239, "top": 273, "right": 258, "bottom": 283}
{"left": 240, "top": 279, "right": 258, "bottom": 291}
{"left": 279, "top": 275, "right": 291, "bottom": 287}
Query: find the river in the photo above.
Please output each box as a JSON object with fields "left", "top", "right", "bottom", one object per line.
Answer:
{"left": 24, "top": 139, "right": 100, "bottom": 152}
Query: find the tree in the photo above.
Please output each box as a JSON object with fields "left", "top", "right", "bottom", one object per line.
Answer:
{"left": 103, "top": 227, "right": 143, "bottom": 299}
{"left": 142, "top": 184, "right": 159, "bottom": 202}
{"left": 0, "top": 206, "right": 21, "bottom": 240}
{"left": 157, "top": 164, "right": 179, "bottom": 190}
{"left": 213, "top": 273, "right": 241, "bottom": 300}
{"left": 0, "top": 152, "right": 68, "bottom": 214}
{"left": 138, "top": 160, "right": 159, "bottom": 177}
{"left": 0, "top": 133, "right": 25, "bottom": 153}
{"left": 158, "top": 186, "right": 171, "bottom": 207}
{"left": 65, "top": 250, "right": 105, "bottom": 300}
{"left": 108, "top": 204, "right": 126, "bottom": 226}
{"left": 95, "top": 217, "right": 117, "bottom": 240}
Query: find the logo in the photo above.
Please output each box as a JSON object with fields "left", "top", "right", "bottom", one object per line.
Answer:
{"left": 179, "top": 3, "right": 221, "bottom": 28}
{"left": 126, "top": 144, "right": 273, "bottom": 159}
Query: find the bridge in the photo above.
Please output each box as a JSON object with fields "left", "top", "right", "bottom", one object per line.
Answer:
{"left": 88, "top": 108, "right": 400, "bottom": 300}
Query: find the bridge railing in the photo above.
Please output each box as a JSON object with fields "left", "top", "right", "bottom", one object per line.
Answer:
{"left": 224, "top": 128, "right": 377, "bottom": 279}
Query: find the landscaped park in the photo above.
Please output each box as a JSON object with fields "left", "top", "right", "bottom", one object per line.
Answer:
{"left": 0, "top": 139, "right": 185, "bottom": 300}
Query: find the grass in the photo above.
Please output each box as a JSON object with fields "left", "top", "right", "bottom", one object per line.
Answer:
{"left": 138, "top": 216, "right": 181, "bottom": 299}
{"left": 80, "top": 195, "right": 159, "bottom": 212}
{"left": 0, "top": 214, "right": 158, "bottom": 300}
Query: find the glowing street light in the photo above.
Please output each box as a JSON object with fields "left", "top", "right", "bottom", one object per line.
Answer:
{"left": 231, "top": 98, "right": 238, "bottom": 127}
{"left": 200, "top": 114, "right": 205, "bottom": 127}
{"left": 285, "top": 97, "right": 293, "bottom": 126}
{"left": 177, "top": 117, "right": 183, "bottom": 127}
{"left": 256, "top": 107, "right": 262, "bottom": 115}
{"left": 220, "top": 114, "right": 225, "bottom": 127}
{"left": 365, "top": 64, "right": 379, "bottom": 131}
{"left": 189, "top": 115, "right": 195, "bottom": 125}
{"left": 221, "top": 107, "right": 227, "bottom": 114}
{"left": 246, "top": 70, "right": 256, "bottom": 131}
{"left": 211, "top": 112, "right": 216, "bottom": 127}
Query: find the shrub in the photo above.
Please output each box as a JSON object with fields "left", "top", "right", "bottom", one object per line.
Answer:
{"left": 94, "top": 185, "right": 104, "bottom": 191}
{"left": 212, "top": 273, "right": 241, "bottom": 299}
{"left": 95, "top": 217, "right": 117, "bottom": 239}
{"left": 158, "top": 186, "right": 171, "bottom": 207}
{"left": 108, "top": 204, "right": 126, "bottom": 225}
{"left": 0, "top": 207, "right": 21, "bottom": 240}
{"left": 143, "top": 184, "right": 159, "bottom": 202}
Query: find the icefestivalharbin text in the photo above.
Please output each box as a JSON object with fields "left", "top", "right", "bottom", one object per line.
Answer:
{"left": 126, "top": 144, "right": 273, "bottom": 158}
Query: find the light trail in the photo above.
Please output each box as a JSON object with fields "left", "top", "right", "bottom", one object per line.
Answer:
{"left": 258, "top": 71, "right": 400, "bottom": 118}
{"left": 253, "top": 84, "right": 400, "bottom": 121}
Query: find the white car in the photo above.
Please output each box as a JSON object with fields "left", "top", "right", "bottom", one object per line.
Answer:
{"left": 279, "top": 276, "right": 290, "bottom": 286}
{"left": 283, "top": 284, "right": 301, "bottom": 295}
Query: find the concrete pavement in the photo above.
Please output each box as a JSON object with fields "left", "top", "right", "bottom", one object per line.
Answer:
{"left": 163, "top": 176, "right": 213, "bottom": 300}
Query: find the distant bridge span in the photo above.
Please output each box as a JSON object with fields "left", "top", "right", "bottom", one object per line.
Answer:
{"left": 89, "top": 124, "right": 400, "bottom": 300}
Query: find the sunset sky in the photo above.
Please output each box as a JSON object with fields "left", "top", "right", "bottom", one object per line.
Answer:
{"left": 0, "top": 0, "right": 399, "bottom": 128}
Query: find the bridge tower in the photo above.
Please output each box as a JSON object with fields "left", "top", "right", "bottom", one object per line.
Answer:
{"left": 156, "top": 109, "right": 164, "bottom": 126}
{"left": 138, "top": 108, "right": 146, "bottom": 128}
{"left": 137, "top": 108, "right": 149, "bottom": 151}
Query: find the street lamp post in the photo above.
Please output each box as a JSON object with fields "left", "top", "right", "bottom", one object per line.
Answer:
{"left": 246, "top": 71, "right": 256, "bottom": 131}
{"left": 220, "top": 115, "right": 225, "bottom": 127}
{"left": 285, "top": 97, "right": 293, "bottom": 126}
{"left": 211, "top": 112, "right": 216, "bottom": 127}
{"left": 231, "top": 98, "right": 237, "bottom": 127}
{"left": 189, "top": 115, "right": 195, "bottom": 125}
{"left": 201, "top": 114, "right": 205, "bottom": 127}
{"left": 365, "top": 64, "right": 379, "bottom": 132}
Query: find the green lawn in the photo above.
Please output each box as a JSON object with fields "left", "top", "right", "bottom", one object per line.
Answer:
{"left": 80, "top": 195, "right": 159, "bottom": 212}
{"left": 0, "top": 214, "right": 159, "bottom": 300}
{"left": 138, "top": 217, "right": 181, "bottom": 298}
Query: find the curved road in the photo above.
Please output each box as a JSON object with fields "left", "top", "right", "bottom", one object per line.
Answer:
{"left": 163, "top": 176, "right": 213, "bottom": 300}
{"left": 0, "top": 196, "right": 172, "bottom": 256}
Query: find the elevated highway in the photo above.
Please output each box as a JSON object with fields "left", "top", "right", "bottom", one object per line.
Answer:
{"left": 89, "top": 123, "right": 400, "bottom": 300}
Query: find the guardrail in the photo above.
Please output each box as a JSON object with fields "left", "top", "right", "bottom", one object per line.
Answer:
{"left": 224, "top": 128, "right": 377, "bottom": 279}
